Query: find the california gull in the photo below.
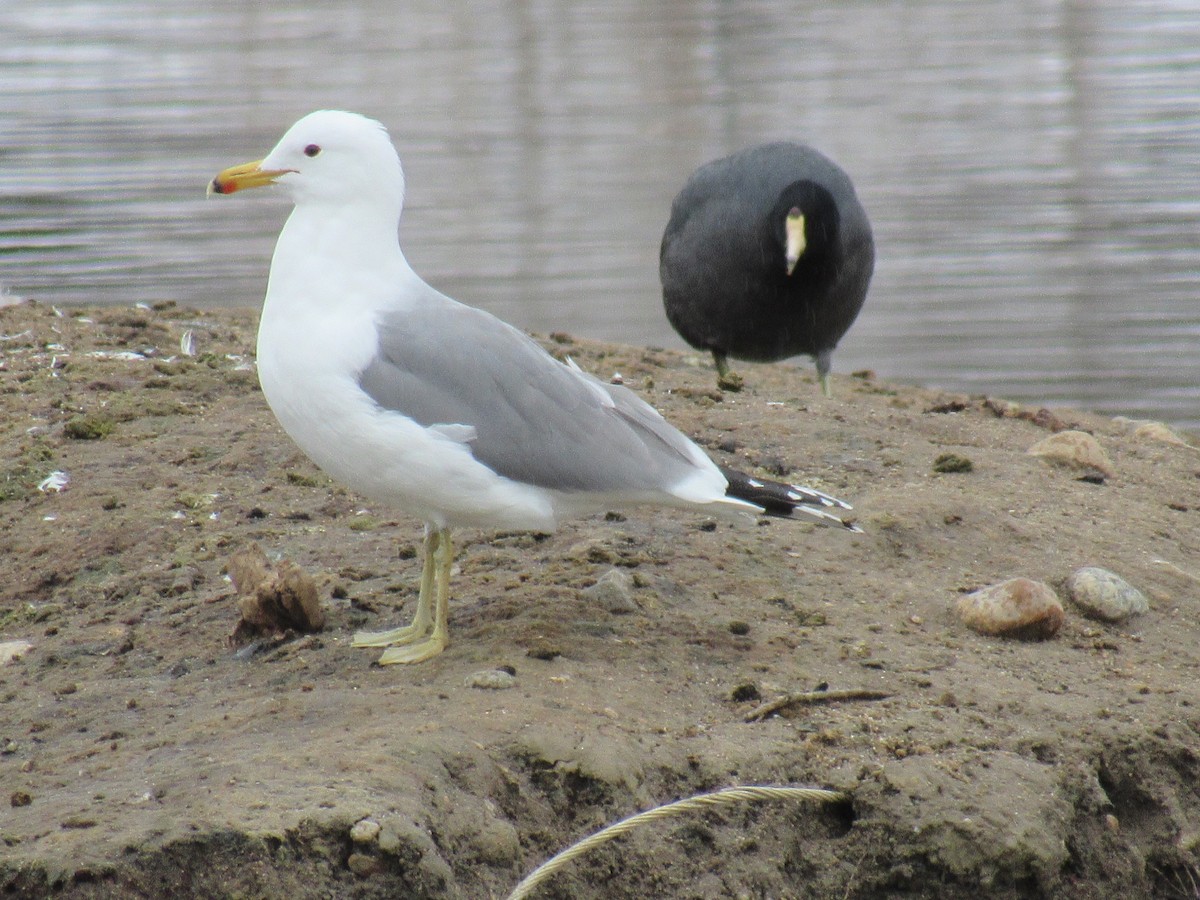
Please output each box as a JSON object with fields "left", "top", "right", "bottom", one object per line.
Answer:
{"left": 210, "top": 111, "right": 859, "bottom": 664}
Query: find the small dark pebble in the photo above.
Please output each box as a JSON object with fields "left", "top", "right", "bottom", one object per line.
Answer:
{"left": 730, "top": 683, "right": 761, "bottom": 703}
{"left": 698, "top": 520, "right": 717, "bottom": 532}
{"left": 727, "top": 621, "right": 751, "bottom": 636}
{"left": 717, "top": 437, "right": 741, "bottom": 453}
{"left": 933, "top": 453, "right": 974, "bottom": 473}
{"left": 604, "top": 511, "right": 626, "bottom": 522}
{"left": 246, "top": 507, "right": 268, "bottom": 519}
{"left": 1077, "top": 473, "right": 1106, "bottom": 485}
{"left": 11, "top": 791, "right": 32, "bottom": 808}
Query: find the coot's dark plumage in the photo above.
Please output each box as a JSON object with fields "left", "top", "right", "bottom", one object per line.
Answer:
{"left": 660, "top": 142, "right": 875, "bottom": 394}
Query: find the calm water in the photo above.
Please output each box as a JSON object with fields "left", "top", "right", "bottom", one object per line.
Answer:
{"left": 2, "top": 0, "right": 1198, "bottom": 427}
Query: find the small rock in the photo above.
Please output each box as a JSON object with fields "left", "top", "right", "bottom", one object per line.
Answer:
{"left": 1027, "top": 431, "right": 1114, "bottom": 478}
{"left": 956, "top": 578, "right": 1064, "bottom": 640}
{"left": 0, "top": 640, "right": 33, "bottom": 666}
{"left": 1133, "top": 421, "right": 1196, "bottom": 450}
{"left": 466, "top": 669, "right": 516, "bottom": 690}
{"left": 11, "top": 791, "right": 32, "bottom": 808}
{"left": 346, "top": 852, "right": 381, "bottom": 877}
{"left": 469, "top": 818, "right": 521, "bottom": 866}
{"left": 582, "top": 568, "right": 638, "bottom": 614}
{"left": 1064, "top": 567, "right": 1149, "bottom": 623}
{"left": 377, "top": 822, "right": 406, "bottom": 855}
{"left": 350, "top": 818, "right": 381, "bottom": 844}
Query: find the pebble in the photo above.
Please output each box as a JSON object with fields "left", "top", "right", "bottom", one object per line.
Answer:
{"left": 1064, "top": 567, "right": 1149, "bottom": 623}
{"left": 1027, "top": 431, "right": 1114, "bottom": 478}
{"left": 350, "top": 818, "right": 381, "bottom": 844}
{"left": 582, "top": 568, "right": 638, "bottom": 614}
{"left": 346, "top": 852, "right": 381, "bottom": 877}
{"left": 956, "top": 578, "right": 1064, "bottom": 640}
{"left": 466, "top": 669, "right": 517, "bottom": 690}
{"left": 1133, "top": 421, "right": 1197, "bottom": 451}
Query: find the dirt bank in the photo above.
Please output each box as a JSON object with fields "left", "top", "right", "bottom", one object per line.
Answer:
{"left": 2, "top": 301, "right": 1199, "bottom": 899}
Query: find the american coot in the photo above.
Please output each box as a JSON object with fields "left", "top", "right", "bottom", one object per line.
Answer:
{"left": 660, "top": 142, "right": 875, "bottom": 394}
{"left": 209, "top": 112, "right": 861, "bottom": 665}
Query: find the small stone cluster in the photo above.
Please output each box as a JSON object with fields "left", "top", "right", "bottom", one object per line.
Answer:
{"left": 956, "top": 567, "right": 1149, "bottom": 640}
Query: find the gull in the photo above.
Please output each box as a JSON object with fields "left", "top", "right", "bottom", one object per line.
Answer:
{"left": 209, "top": 110, "right": 859, "bottom": 665}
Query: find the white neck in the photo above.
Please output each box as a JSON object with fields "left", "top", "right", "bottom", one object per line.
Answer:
{"left": 263, "top": 199, "right": 417, "bottom": 320}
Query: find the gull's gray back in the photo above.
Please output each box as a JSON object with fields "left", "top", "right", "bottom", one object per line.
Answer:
{"left": 358, "top": 298, "right": 710, "bottom": 496}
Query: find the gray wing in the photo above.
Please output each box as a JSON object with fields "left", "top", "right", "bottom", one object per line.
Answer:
{"left": 358, "top": 299, "right": 711, "bottom": 494}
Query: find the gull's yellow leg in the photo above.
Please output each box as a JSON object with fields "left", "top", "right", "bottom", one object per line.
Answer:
{"left": 352, "top": 527, "right": 437, "bottom": 648}
{"left": 377, "top": 528, "right": 452, "bottom": 665}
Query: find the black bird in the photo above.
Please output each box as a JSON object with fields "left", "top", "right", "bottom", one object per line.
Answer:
{"left": 660, "top": 142, "right": 875, "bottom": 394}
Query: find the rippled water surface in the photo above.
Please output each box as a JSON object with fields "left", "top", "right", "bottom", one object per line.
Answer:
{"left": 2, "top": 0, "right": 1198, "bottom": 426}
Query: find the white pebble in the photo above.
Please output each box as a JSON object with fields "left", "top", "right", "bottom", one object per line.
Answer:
{"left": 1065, "top": 567, "right": 1149, "bottom": 623}
{"left": 350, "top": 818, "right": 381, "bottom": 844}
{"left": 466, "top": 669, "right": 516, "bottom": 690}
{"left": 1027, "top": 431, "right": 1114, "bottom": 478}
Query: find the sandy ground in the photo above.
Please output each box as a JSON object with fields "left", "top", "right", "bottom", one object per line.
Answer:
{"left": 2, "top": 301, "right": 1199, "bottom": 899}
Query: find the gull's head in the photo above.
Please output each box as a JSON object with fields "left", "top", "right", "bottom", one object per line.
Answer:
{"left": 208, "top": 110, "right": 405, "bottom": 210}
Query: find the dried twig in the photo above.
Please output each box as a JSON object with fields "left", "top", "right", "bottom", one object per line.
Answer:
{"left": 744, "top": 688, "right": 891, "bottom": 722}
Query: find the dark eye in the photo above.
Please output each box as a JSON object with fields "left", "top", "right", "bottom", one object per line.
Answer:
{"left": 303, "top": 144, "right": 321, "bottom": 158}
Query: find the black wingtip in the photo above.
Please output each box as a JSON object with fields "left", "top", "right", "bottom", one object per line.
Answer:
{"left": 720, "top": 465, "right": 859, "bottom": 530}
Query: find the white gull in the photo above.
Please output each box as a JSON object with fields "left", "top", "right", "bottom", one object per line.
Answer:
{"left": 209, "top": 110, "right": 858, "bottom": 664}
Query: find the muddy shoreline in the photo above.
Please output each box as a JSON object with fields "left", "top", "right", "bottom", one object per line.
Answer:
{"left": 2, "top": 302, "right": 1199, "bottom": 899}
